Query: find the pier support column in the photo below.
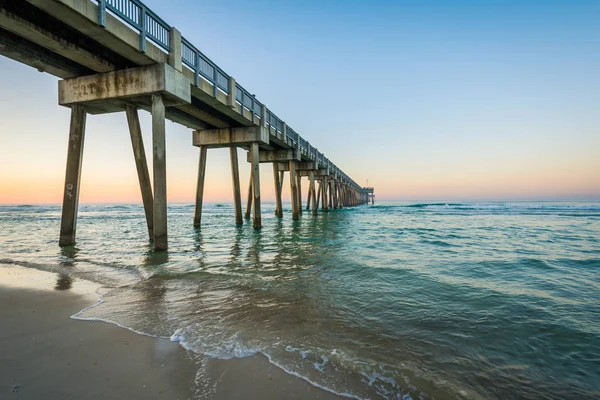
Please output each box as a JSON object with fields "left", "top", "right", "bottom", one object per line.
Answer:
{"left": 193, "top": 146, "right": 208, "bottom": 228}
{"left": 245, "top": 172, "right": 252, "bottom": 220}
{"left": 250, "top": 142, "right": 261, "bottom": 229}
{"left": 338, "top": 183, "right": 343, "bottom": 209}
{"left": 316, "top": 181, "right": 322, "bottom": 210}
{"left": 273, "top": 163, "right": 283, "bottom": 218}
{"left": 297, "top": 173, "right": 303, "bottom": 215}
{"left": 333, "top": 180, "right": 338, "bottom": 209}
{"left": 230, "top": 147, "right": 243, "bottom": 225}
{"left": 152, "top": 94, "right": 168, "bottom": 251}
{"left": 126, "top": 105, "right": 154, "bottom": 240}
{"left": 322, "top": 176, "right": 329, "bottom": 212}
{"left": 290, "top": 161, "right": 299, "bottom": 220}
{"left": 306, "top": 182, "right": 312, "bottom": 211}
{"left": 310, "top": 171, "right": 318, "bottom": 216}
{"left": 59, "top": 105, "right": 86, "bottom": 247}
{"left": 343, "top": 186, "right": 347, "bottom": 207}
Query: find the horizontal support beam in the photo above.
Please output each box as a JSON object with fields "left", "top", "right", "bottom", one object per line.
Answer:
{"left": 0, "top": 26, "right": 91, "bottom": 78}
{"left": 0, "top": 4, "right": 114, "bottom": 74}
{"left": 245, "top": 149, "right": 300, "bottom": 164}
{"left": 193, "top": 126, "right": 269, "bottom": 148}
{"left": 58, "top": 63, "right": 191, "bottom": 107}
{"left": 303, "top": 170, "right": 329, "bottom": 177}
{"left": 276, "top": 161, "right": 318, "bottom": 172}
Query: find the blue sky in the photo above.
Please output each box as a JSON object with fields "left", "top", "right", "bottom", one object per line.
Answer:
{"left": 1, "top": 0, "right": 599, "bottom": 202}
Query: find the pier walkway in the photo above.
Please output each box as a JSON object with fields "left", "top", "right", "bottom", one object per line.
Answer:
{"left": 0, "top": 0, "right": 374, "bottom": 250}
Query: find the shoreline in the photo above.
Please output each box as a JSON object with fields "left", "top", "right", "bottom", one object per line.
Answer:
{"left": 0, "top": 264, "right": 343, "bottom": 399}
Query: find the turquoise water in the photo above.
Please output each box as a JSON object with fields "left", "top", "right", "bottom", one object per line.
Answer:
{"left": 1, "top": 202, "right": 599, "bottom": 399}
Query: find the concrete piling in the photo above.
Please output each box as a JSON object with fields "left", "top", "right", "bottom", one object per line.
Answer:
{"left": 125, "top": 105, "right": 154, "bottom": 239}
{"left": 297, "top": 173, "right": 303, "bottom": 215}
{"left": 59, "top": 105, "right": 86, "bottom": 247}
{"left": 290, "top": 161, "right": 299, "bottom": 220}
{"left": 193, "top": 145, "right": 207, "bottom": 228}
{"left": 322, "top": 176, "right": 329, "bottom": 212}
{"left": 245, "top": 172, "right": 253, "bottom": 220}
{"left": 310, "top": 171, "right": 318, "bottom": 216}
{"left": 152, "top": 93, "right": 168, "bottom": 251}
{"left": 273, "top": 163, "right": 283, "bottom": 218}
{"left": 229, "top": 147, "right": 243, "bottom": 225}
{"left": 250, "top": 142, "right": 261, "bottom": 229}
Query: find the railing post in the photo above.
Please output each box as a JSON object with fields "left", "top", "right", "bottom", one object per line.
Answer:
{"left": 98, "top": 0, "right": 106, "bottom": 28}
{"left": 239, "top": 90, "right": 245, "bottom": 115}
{"left": 168, "top": 27, "right": 182, "bottom": 72}
{"left": 279, "top": 121, "right": 285, "bottom": 141}
{"left": 227, "top": 77, "right": 236, "bottom": 109}
{"left": 212, "top": 67, "right": 218, "bottom": 97}
{"left": 194, "top": 52, "right": 199, "bottom": 86}
{"left": 139, "top": 6, "right": 147, "bottom": 53}
{"left": 261, "top": 105, "right": 267, "bottom": 133}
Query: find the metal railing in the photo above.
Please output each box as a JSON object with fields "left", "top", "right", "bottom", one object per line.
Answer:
{"left": 94, "top": 0, "right": 362, "bottom": 190}
{"left": 99, "top": 0, "right": 170, "bottom": 53}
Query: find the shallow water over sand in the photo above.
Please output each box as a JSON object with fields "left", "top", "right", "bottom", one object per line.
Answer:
{"left": 1, "top": 201, "right": 599, "bottom": 399}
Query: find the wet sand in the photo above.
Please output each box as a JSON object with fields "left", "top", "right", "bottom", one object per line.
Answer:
{"left": 0, "top": 265, "right": 342, "bottom": 399}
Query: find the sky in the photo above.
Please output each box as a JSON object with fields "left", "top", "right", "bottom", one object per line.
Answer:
{"left": 1, "top": 0, "right": 599, "bottom": 204}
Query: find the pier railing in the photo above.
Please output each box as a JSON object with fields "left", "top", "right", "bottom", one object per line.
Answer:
{"left": 94, "top": 0, "right": 361, "bottom": 189}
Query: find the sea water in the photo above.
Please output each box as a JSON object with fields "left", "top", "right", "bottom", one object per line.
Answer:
{"left": 0, "top": 201, "right": 598, "bottom": 399}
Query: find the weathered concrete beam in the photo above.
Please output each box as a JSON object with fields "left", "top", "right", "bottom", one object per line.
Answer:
{"left": 58, "top": 63, "right": 191, "bottom": 107}
{"left": 193, "top": 126, "right": 269, "bottom": 148}
{"left": 276, "top": 161, "right": 317, "bottom": 172}
{"left": 245, "top": 149, "right": 301, "bottom": 164}
{"left": 0, "top": 26, "right": 91, "bottom": 78}
{"left": 26, "top": 0, "right": 166, "bottom": 67}
{"left": 0, "top": 5, "right": 114, "bottom": 73}
{"left": 299, "top": 169, "right": 328, "bottom": 177}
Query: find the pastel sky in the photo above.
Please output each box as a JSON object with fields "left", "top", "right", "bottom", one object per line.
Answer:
{"left": 1, "top": 0, "right": 599, "bottom": 204}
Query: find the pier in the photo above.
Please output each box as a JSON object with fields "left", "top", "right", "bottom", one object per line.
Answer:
{"left": 0, "top": 0, "right": 373, "bottom": 250}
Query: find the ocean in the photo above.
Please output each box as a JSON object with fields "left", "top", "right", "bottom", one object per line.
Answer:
{"left": 0, "top": 201, "right": 599, "bottom": 399}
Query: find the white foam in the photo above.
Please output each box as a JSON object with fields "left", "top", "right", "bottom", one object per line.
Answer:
{"left": 262, "top": 352, "right": 365, "bottom": 400}
{"left": 70, "top": 292, "right": 169, "bottom": 340}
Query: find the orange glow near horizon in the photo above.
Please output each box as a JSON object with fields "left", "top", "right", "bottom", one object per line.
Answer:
{"left": 1, "top": 160, "right": 599, "bottom": 205}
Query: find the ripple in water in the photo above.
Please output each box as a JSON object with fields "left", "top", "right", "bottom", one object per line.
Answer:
{"left": 1, "top": 201, "right": 599, "bottom": 399}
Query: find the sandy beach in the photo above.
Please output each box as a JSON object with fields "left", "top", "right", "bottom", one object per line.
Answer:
{"left": 0, "top": 265, "right": 341, "bottom": 399}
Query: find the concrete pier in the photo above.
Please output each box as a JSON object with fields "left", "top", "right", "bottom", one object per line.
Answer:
{"left": 0, "top": 0, "right": 374, "bottom": 250}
